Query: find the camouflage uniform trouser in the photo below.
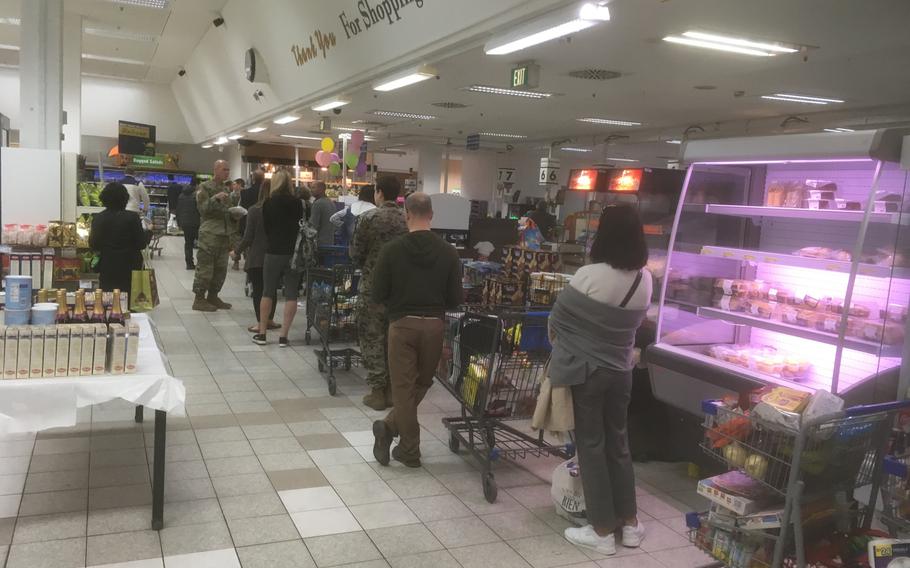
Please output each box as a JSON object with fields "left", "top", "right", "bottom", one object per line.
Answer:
{"left": 357, "top": 298, "right": 390, "bottom": 389}
{"left": 193, "top": 230, "right": 231, "bottom": 296}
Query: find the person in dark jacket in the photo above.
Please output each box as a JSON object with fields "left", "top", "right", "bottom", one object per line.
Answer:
{"left": 166, "top": 175, "right": 182, "bottom": 214}
{"left": 89, "top": 183, "right": 146, "bottom": 294}
{"left": 240, "top": 168, "right": 263, "bottom": 210}
{"left": 175, "top": 180, "right": 200, "bottom": 269}
{"left": 527, "top": 200, "right": 556, "bottom": 241}
{"left": 371, "top": 192, "right": 462, "bottom": 468}
{"left": 234, "top": 179, "right": 278, "bottom": 332}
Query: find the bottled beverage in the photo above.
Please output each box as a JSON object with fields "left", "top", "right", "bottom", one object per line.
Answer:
{"left": 71, "top": 290, "right": 88, "bottom": 323}
{"left": 55, "top": 289, "right": 69, "bottom": 324}
{"left": 109, "top": 289, "right": 124, "bottom": 325}
{"left": 91, "top": 289, "right": 106, "bottom": 323}
{"left": 36, "top": 289, "right": 48, "bottom": 304}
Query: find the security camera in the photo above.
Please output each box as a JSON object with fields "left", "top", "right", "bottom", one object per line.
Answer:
{"left": 332, "top": 108, "right": 342, "bottom": 115}
{"left": 213, "top": 16, "right": 225, "bottom": 27}
{"left": 177, "top": 68, "right": 186, "bottom": 77}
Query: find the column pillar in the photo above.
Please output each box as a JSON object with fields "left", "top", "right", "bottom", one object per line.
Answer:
{"left": 19, "top": 0, "right": 64, "bottom": 150}
{"left": 417, "top": 145, "right": 442, "bottom": 194}
{"left": 61, "top": 12, "right": 82, "bottom": 154}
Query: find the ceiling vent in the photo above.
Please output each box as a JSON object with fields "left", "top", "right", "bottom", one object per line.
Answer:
{"left": 431, "top": 102, "right": 469, "bottom": 109}
{"left": 568, "top": 69, "right": 621, "bottom": 81}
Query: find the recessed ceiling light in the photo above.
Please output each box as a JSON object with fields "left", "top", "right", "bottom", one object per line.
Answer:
{"left": 373, "top": 64, "right": 437, "bottom": 92}
{"left": 312, "top": 97, "right": 351, "bottom": 112}
{"left": 370, "top": 110, "right": 436, "bottom": 120}
{"left": 666, "top": 139, "right": 682, "bottom": 144}
{"left": 485, "top": 2, "right": 609, "bottom": 55}
{"left": 84, "top": 26, "right": 157, "bottom": 42}
{"left": 823, "top": 127, "right": 855, "bottom": 133}
{"left": 333, "top": 126, "right": 365, "bottom": 132}
{"left": 82, "top": 53, "right": 145, "bottom": 65}
{"left": 247, "top": 126, "right": 266, "bottom": 133}
{"left": 606, "top": 157, "right": 638, "bottom": 162}
{"left": 273, "top": 115, "right": 301, "bottom": 125}
{"left": 663, "top": 30, "right": 800, "bottom": 57}
{"left": 762, "top": 93, "right": 844, "bottom": 105}
{"left": 201, "top": 143, "right": 213, "bottom": 149}
{"left": 214, "top": 136, "right": 229, "bottom": 145}
{"left": 0, "top": 44, "right": 19, "bottom": 51}
{"left": 228, "top": 134, "right": 243, "bottom": 140}
{"left": 480, "top": 132, "right": 527, "bottom": 139}
{"left": 280, "top": 135, "right": 323, "bottom": 141}
{"left": 560, "top": 147, "right": 591, "bottom": 152}
{"left": 465, "top": 85, "right": 552, "bottom": 99}
{"left": 108, "top": 0, "right": 169, "bottom": 8}
{"left": 577, "top": 118, "right": 641, "bottom": 127}
{"left": 0, "top": 18, "right": 20, "bottom": 26}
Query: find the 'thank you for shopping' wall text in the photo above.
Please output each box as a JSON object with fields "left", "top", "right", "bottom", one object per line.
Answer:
{"left": 338, "top": 0, "right": 425, "bottom": 39}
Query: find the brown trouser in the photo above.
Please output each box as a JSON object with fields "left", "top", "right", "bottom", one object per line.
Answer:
{"left": 383, "top": 316, "right": 445, "bottom": 460}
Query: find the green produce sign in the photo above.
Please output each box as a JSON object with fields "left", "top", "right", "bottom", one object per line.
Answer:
{"left": 130, "top": 155, "right": 166, "bottom": 167}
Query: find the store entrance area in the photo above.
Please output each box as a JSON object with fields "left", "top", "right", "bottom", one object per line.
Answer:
{"left": 0, "top": 237, "right": 705, "bottom": 567}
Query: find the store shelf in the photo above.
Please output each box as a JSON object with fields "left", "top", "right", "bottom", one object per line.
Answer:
{"left": 76, "top": 206, "right": 104, "bottom": 215}
{"left": 700, "top": 245, "right": 908, "bottom": 279}
{"left": 696, "top": 306, "right": 902, "bottom": 357}
{"left": 703, "top": 204, "right": 906, "bottom": 224}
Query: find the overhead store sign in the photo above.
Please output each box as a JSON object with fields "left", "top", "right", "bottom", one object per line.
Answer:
{"left": 130, "top": 155, "right": 166, "bottom": 167}
{"left": 539, "top": 157, "right": 560, "bottom": 186}
{"left": 118, "top": 120, "right": 156, "bottom": 156}
{"left": 510, "top": 63, "right": 539, "bottom": 89}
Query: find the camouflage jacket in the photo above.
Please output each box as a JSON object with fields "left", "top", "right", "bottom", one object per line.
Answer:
{"left": 196, "top": 179, "right": 239, "bottom": 237}
{"left": 350, "top": 201, "right": 407, "bottom": 295}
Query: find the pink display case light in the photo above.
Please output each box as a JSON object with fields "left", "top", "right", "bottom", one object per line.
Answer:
{"left": 648, "top": 129, "right": 910, "bottom": 415}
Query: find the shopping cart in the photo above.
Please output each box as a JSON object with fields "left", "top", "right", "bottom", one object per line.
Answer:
{"left": 693, "top": 399, "right": 910, "bottom": 567}
{"left": 436, "top": 309, "right": 574, "bottom": 503}
{"left": 147, "top": 206, "right": 168, "bottom": 257}
{"left": 304, "top": 264, "right": 360, "bottom": 395}
{"left": 881, "top": 452, "right": 910, "bottom": 535}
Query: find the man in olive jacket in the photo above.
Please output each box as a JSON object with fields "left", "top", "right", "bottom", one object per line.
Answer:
{"left": 192, "top": 160, "right": 238, "bottom": 312}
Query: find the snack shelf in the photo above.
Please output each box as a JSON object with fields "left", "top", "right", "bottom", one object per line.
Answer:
{"left": 76, "top": 206, "right": 104, "bottom": 215}
{"left": 703, "top": 203, "right": 906, "bottom": 225}
{"left": 700, "top": 245, "right": 909, "bottom": 279}
{"left": 696, "top": 306, "right": 902, "bottom": 357}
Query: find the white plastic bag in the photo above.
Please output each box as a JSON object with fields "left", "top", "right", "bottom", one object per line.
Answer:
{"left": 551, "top": 459, "right": 586, "bottom": 525}
{"left": 166, "top": 214, "right": 179, "bottom": 235}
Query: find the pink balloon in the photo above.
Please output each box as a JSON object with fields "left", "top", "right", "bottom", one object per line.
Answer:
{"left": 348, "top": 140, "right": 362, "bottom": 154}
{"left": 330, "top": 152, "right": 340, "bottom": 163}
{"left": 351, "top": 130, "right": 365, "bottom": 147}
{"left": 315, "top": 151, "right": 328, "bottom": 167}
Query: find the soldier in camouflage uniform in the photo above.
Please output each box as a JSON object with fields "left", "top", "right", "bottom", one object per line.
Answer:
{"left": 192, "top": 160, "right": 239, "bottom": 312}
{"left": 351, "top": 177, "right": 407, "bottom": 410}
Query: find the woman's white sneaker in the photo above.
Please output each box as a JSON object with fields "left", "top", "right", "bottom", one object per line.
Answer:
{"left": 622, "top": 523, "right": 646, "bottom": 547}
{"left": 564, "top": 525, "right": 616, "bottom": 555}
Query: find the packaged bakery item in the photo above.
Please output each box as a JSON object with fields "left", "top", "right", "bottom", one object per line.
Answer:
{"left": 805, "top": 179, "right": 837, "bottom": 192}
{"left": 761, "top": 386, "right": 811, "bottom": 413}
{"left": 46, "top": 221, "right": 64, "bottom": 247}
{"left": 795, "top": 309, "right": 817, "bottom": 328}
{"left": 862, "top": 321, "right": 906, "bottom": 345}
{"left": 766, "top": 182, "right": 786, "bottom": 207}
{"left": 753, "top": 354, "right": 784, "bottom": 376}
{"left": 779, "top": 305, "right": 800, "bottom": 325}
{"left": 833, "top": 198, "right": 862, "bottom": 211}
{"left": 748, "top": 300, "right": 774, "bottom": 319}
{"left": 816, "top": 313, "right": 842, "bottom": 334}
{"left": 805, "top": 198, "right": 831, "bottom": 210}
{"left": 803, "top": 294, "right": 821, "bottom": 310}
{"left": 793, "top": 246, "right": 832, "bottom": 259}
{"left": 781, "top": 356, "right": 811, "bottom": 382}
{"left": 881, "top": 303, "right": 908, "bottom": 324}
{"left": 807, "top": 189, "right": 836, "bottom": 201}
{"left": 713, "top": 294, "right": 746, "bottom": 312}
{"left": 783, "top": 182, "right": 806, "bottom": 208}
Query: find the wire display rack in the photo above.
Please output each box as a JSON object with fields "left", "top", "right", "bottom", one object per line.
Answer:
{"left": 436, "top": 309, "right": 573, "bottom": 503}
{"left": 696, "top": 399, "right": 910, "bottom": 567}
{"left": 304, "top": 264, "right": 360, "bottom": 396}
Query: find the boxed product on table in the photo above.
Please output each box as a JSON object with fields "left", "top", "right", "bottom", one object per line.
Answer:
{"left": 43, "top": 326, "right": 57, "bottom": 377}
{"left": 55, "top": 326, "right": 70, "bottom": 377}
{"left": 3, "top": 327, "right": 16, "bottom": 379}
{"left": 67, "top": 325, "right": 83, "bottom": 376}
{"left": 16, "top": 327, "right": 30, "bottom": 379}
{"left": 125, "top": 323, "right": 140, "bottom": 374}
{"left": 30, "top": 327, "right": 44, "bottom": 378}
{"left": 80, "top": 324, "right": 94, "bottom": 376}
{"left": 697, "top": 471, "right": 775, "bottom": 515}
{"left": 108, "top": 324, "right": 126, "bottom": 375}
{"left": 92, "top": 324, "right": 107, "bottom": 374}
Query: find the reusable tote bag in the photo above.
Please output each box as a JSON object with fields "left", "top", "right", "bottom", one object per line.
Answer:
{"left": 130, "top": 250, "right": 159, "bottom": 312}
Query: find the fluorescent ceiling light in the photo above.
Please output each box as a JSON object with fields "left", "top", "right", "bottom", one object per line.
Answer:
{"left": 0, "top": 18, "right": 20, "bottom": 26}
{"left": 201, "top": 143, "right": 213, "bottom": 149}
{"left": 606, "top": 157, "right": 638, "bottom": 162}
{"left": 577, "top": 117, "right": 641, "bottom": 127}
{"left": 280, "top": 135, "right": 323, "bottom": 141}
{"left": 465, "top": 85, "right": 552, "bottom": 99}
{"left": 0, "top": 44, "right": 19, "bottom": 51}
{"left": 373, "top": 64, "right": 436, "bottom": 92}
{"left": 312, "top": 97, "right": 351, "bottom": 112}
{"left": 333, "top": 126, "right": 364, "bottom": 132}
{"left": 247, "top": 126, "right": 266, "bottom": 133}
{"left": 273, "top": 115, "right": 301, "bottom": 125}
{"left": 824, "top": 127, "right": 855, "bottom": 133}
{"left": 108, "top": 0, "right": 169, "bottom": 8}
{"left": 561, "top": 147, "right": 591, "bottom": 152}
{"left": 485, "top": 2, "right": 609, "bottom": 55}
{"left": 214, "top": 136, "right": 229, "bottom": 145}
{"left": 762, "top": 93, "right": 844, "bottom": 105}
{"left": 84, "top": 26, "right": 157, "bottom": 42}
{"left": 663, "top": 31, "right": 799, "bottom": 57}
{"left": 370, "top": 110, "right": 436, "bottom": 120}
{"left": 228, "top": 134, "right": 243, "bottom": 140}
{"left": 666, "top": 139, "right": 682, "bottom": 144}
{"left": 82, "top": 53, "right": 145, "bottom": 65}
{"left": 480, "top": 132, "right": 527, "bottom": 139}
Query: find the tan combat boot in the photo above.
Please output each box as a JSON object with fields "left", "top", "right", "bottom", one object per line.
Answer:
{"left": 362, "top": 388, "right": 386, "bottom": 411}
{"left": 192, "top": 293, "right": 217, "bottom": 312}
{"left": 207, "top": 292, "right": 232, "bottom": 310}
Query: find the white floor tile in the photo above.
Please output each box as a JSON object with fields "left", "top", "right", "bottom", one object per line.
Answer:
{"left": 164, "top": 548, "right": 240, "bottom": 568}
{"left": 291, "top": 507, "right": 361, "bottom": 538}
{"left": 92, "top": 559, "right": 165, "bottom": 568}
{"left": 279, "top": 486, "right": 344, "bottom": 513}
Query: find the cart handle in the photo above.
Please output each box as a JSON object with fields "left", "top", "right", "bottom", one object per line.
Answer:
{"left": 844, "top": 400, "right": 910, "bottom": 417}
{"left": 884, "top": 456, "right": 908, "bottom": 479}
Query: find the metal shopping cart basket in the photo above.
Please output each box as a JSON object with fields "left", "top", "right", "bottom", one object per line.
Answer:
{"left": 304, "top": 263, "right": 360, "bottom": 395}
{"left": 436, "top": 309, "right": 574, "bottom": 503}
{"left": 881, "top": 452, "right": 910, "bottom": 535}
{"left": 692, "top": 399, "right": 910, "bottom": 567}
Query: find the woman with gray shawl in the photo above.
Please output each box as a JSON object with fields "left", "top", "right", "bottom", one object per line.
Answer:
{"left": 549, "top": 204, "right": 652, "bottom": 556}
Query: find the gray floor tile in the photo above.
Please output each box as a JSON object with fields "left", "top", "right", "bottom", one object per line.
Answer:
{"left": 0, "top": 475, "right": 25, "bottom": 496}
{"left": 0, "top": 517, "right": 13, "bottom": 545}
{"left": 212, "top": 472, "right": 273, "bottom": 498}
{"left": 160, "top": 519, "right": 232, "bottom": 556}
{"left": 199, "top": 440, "right": 253, "bottom": 460}
{"left": 227, "top": 514, "right": 299, "bottom": 547}
{"left": 204, "top": 455, "right": 263, "bottom": 478}
{"left": 257, "top": 452, "right": 314, "bottom": 472}
{"left": 33, "top": 437, "right": 90, "bottom": 455}
{"left": 87, "top": 505, "right": 153, "bottom": 536}
{"left": 508, "top": 534, "right": 589, "bottom": 568}
{"left": 481, "top": 510, "right": 555, "bottom": 540}
{"left": 163, "top": 498, "right": 224, "bottom": 527}
{"left": 448, "top": 541, "right": 532, "bottom": 568}
{"left": 89, "top": 465, "right": 150, "bottom": 488}
{"left": 194, "top": 427, "right": 245, "bottom": 444}
{"left": 219, "top": 492, "right": 285, "bottom": 520}
{"left": 387, "top": 550, "right": 462, "bottom": 568}
{"left": 267, "top": 468, "right": 328, "bottom": 491}
{"left": 189, "top": 414, "right": 239, "bottom": 430}
{"left": 0, "top": 442, "right": 34, "bottom": 458}
{"left": 19, "top": 489, "right": 87, "bottom": 516}
{"left": 6, "top": 536, "right": 85, "bottom": 568}
{"left": 304, "top": 531, "right": 382, "bottom": 567}
{"left": 164, "top": 477, "right": 215, "bottom": 503}
{"left": 159, "top": 460, "right": 210, "bottom": 482}
{"left": 12, "top": 511, "right": 86, "bottom": 544}
{"left": 349, "top": 501, "right": 418, "bottom": 530}
{"left": 147, "top": 443, "right": 203, "bottom": 463}
{"left": 240, "top": 424, "right": 293, "bottom": 440}
{"left": 90, "top": 433, "right": 145, "bottom": 451}
{"left": 235, "top": 539, "right": 315, "bottom": 568}
{"left": 250, "top": 437, "right": 303, "bottom": 456}
{"left": 296, "top": 434, "right": 349, "bottom": 451}
{"left": 235, "top": 412, "right": 286, "bottom": 426}
{"left": 91, "top": 448, "right": 147, "bottom": 468}
{"left": 89, "top": 483, "right": 151, "bottom": 509}
{"left": 0, "top": 457, "right": 32, "bottom": 476}
{"left": 386, "top": 475, "right": 448, "bottom": 499}
{"left": 404, "top": 494, "right": 473, "bottom": 523}
{"left": 333, "top": 480, "right": 398, "bottom": 507}
{"left": 425, "top": 516, "right": 500, "bottom": 548}
{"left": 287, "top": 421, "right": 335, "bottom": 436}
{"left": 86, "top": 530, "right": 160, "bottom": 566}
{"left": 367, "top": 524, "right": 443, "bottom": 558}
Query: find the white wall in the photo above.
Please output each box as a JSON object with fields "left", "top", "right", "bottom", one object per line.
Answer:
{"left": 373, "top": 151, "right": 417, "bottom": 173}
{"left": 0, "top": 68, "right": 20, "bottom": 128}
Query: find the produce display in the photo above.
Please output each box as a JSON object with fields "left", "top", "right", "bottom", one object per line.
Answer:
{"left": 78, "top": 183, "right": 103, "bottom": 207}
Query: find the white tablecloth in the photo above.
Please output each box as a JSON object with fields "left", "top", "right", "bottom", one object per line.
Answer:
{"left": 0, "top": 313, "right": 185, "bottom": 434}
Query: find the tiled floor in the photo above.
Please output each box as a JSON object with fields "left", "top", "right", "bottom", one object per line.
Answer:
{"left": 0, "top": 237, "right": 714, "bottom": 568}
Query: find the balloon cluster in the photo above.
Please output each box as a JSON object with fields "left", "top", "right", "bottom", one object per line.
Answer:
{"left": 314, "top": 131, "right": 368, "bottom": 177}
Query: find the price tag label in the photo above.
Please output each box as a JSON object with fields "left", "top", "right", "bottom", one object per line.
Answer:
{"left": 0, "top": 245, "right": 11, "bottom": 254}
{"left": 79, "top": 279, "right": 93, "bottom": 289}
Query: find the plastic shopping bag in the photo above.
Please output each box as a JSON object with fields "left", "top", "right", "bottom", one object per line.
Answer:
{"left": 166, "top": 214, "right": 179, "bottom": 235}
{"left": 551, "top": 459, "right": 586, "bottom": 525}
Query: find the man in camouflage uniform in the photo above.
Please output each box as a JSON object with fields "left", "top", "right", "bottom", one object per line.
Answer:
{"left": 351, "top": 176, "right": 407, "bottom": 410}
{"left": 192, "top": 160, "right": 239, "bottom": 312}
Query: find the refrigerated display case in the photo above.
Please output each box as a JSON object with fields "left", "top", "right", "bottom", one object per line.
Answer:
{"left": 648, "top": 129, "right": 910, "bottom": 415}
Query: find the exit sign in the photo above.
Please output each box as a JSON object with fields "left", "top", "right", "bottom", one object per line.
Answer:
{"left": 510, "top": 63, "right": 539, "bottom": 90}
